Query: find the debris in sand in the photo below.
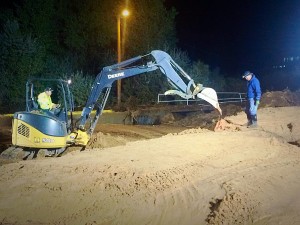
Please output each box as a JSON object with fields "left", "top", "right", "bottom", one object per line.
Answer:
{"left": 214, "top": 119, "right": 242, "bottom": 132}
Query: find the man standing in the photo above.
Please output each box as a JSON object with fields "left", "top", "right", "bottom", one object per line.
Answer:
{"left": 37, "top": 87, "right": 60, "bottom": 116}
{"left": 242, "top": 71, "right": 262, "bottom": 128}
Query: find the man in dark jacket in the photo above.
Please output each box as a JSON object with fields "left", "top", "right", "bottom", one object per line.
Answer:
{"left": 242, "top": 71, "right": 262, "bottom": 128}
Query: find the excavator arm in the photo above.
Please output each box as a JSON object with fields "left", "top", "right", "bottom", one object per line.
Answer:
{"left": 77, "top": 50, "right": 221, "bottom": 140}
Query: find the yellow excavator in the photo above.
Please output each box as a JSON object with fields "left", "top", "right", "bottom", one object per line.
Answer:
{"left": 2, "top": 50, "right": 221, "bottom": 160}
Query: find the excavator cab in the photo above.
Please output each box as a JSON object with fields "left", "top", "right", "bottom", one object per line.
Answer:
{"left": 25, "top": 78, "right": 74, "bottom": 124}
{"left": 8, "top": 78, "right": 75, "bottom": 159}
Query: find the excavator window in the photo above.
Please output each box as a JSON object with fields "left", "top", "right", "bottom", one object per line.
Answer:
{"left": 28, "top": 97, "right": 39, "bottom": 111}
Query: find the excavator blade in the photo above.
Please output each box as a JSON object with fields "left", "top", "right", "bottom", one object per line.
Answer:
{"left": 197, "top": 88, "right": 222, "bottom": 115}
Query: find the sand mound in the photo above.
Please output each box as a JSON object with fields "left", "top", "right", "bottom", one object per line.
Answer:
{"left": 260, "top": 89, "right": 300, "bottom": 107}
{"left": 88, "top": 132, "right": 130, "bottom": 148}
{"left": 1, "top": 105, "right": 300, "bottom": 224}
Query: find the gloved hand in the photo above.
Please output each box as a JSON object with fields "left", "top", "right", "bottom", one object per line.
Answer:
{"left": 255, "top": 100, "right": 260, "bottom": 106}
{"left": 53, "top": 104, "right": 60, "bottom": 109}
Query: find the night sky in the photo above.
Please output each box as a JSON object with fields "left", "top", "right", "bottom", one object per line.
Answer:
{"left": 166, "top": 0, "right": 300, "bottom": 75}
{"left": 2, "top": 0, "right": 300, "bottom": 76}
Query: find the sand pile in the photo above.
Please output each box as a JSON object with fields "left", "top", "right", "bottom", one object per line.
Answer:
{"left": 0, "top": 106, "right": 300, "bottom": 225}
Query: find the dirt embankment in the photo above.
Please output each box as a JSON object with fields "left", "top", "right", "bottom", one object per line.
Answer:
{"left": 0, "top": 115, "right": 12, "bottom": 151}
{"left": 1, "top": 104, "right": 300, "bottom": 225}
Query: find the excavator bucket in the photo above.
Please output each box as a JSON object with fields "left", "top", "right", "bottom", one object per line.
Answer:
{"left": 197, "top": 88, "right": 224, "bottom": 131}
{"left": 165, "top": 87, "right": 222, "bottom": 115}
{"left": 197, "top": 88, "right": 222, "bottom": 115}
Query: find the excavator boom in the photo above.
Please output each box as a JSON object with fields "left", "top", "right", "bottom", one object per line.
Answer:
{"left": 78, "top": 50, "right": 221, "bottom": 137}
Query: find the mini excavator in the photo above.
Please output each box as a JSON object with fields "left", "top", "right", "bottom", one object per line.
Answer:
{"left": 2, "top": 50, "right": 221, "bottom": 159}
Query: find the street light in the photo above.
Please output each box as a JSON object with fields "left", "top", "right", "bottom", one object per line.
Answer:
{"left": 117, "top": 9, "right": 129, "bottom": 108}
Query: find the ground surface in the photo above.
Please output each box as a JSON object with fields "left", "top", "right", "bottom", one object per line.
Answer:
{"left": 0, "top": 90, "right": 300, "bottom": 225}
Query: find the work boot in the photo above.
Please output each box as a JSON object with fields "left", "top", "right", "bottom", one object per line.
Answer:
{"left": 244, "top": 114, "right": 252, "bottom": 126}
{"left": 247, "top": 115, "right": 258, "bottom": 128}
{"left": 246, "top": 120, "right": 252, "bottom": 126}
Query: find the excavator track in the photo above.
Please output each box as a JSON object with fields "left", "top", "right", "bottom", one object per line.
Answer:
{"left": 0, "top": 146, "right": 30, "bottom": 160}
{"left": 0, "top": 147, "right": 67, "bottom": 161}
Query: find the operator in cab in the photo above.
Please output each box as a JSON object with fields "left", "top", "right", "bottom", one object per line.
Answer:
{"left": 37, "top": 87, "right": 60, "bottom": 116}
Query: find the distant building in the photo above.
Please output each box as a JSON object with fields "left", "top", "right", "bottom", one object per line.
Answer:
{"left": 273, "top": 56, "right": 300, "bottom": 70}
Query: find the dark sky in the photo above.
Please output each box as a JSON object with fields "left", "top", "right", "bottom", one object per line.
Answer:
{"left": 166, "top": 0, "right": 300, "bottom": 75}
{"left": 2, "top": 0, "right": 300, "bottom": 76}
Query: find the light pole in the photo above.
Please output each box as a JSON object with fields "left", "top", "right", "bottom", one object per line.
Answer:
{"left": 117, "top": 9, "right": 129, "bottom": 108}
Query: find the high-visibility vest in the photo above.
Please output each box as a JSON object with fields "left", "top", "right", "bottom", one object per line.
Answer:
{"left": 37, "top": 92, "right": 54, "bottom": 110}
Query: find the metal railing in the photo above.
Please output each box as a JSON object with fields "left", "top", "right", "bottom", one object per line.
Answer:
{"left": 157, "top": 92, "right": 247, "bottom": 106}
